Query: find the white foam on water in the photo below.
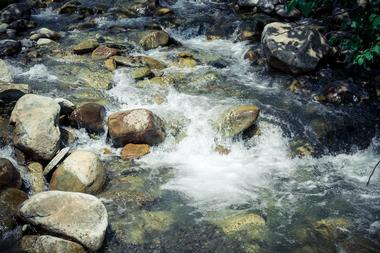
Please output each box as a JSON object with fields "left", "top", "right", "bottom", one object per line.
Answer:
{"left": 107, "top": 36, "right": 380, "bottom": 212}
{"left": 18, "top": 64, "right": 58, "bottom": 82}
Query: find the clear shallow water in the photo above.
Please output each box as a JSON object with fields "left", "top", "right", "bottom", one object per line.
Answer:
{"left": 2, "top": 1, "right": 380, "bottom": 252}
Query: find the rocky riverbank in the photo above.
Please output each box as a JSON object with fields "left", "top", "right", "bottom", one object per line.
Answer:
{"left": 1, "top": 0, "right": 380, "bottom": 253}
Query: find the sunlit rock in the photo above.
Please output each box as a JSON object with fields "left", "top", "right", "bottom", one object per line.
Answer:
{"left": 108, "top": 109, "right": 166, "bottom": 147}
{"left": 121, "top": 143, "right": 151, "bottom": 160}
{"left": 218, "top": 105, "right": 260, "bottom": 138}
{"left": 26, "top": 162, "right": 46, "bottom": 194}
{"left": 18, "top": 191, "right": 108, "bottom": 251}
{"left": 10, "top": 94, "right": 60, "bottom": 161}
{"left": 50, "top": 150, "right": 106, "bottom": 194}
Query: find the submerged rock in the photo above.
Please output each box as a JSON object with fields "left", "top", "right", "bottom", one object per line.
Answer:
{"left": 72, "top": 39, "right": 99, "bottom": 54}
{"left": 30, "top": 28, "right": 61, "bottom": 41}
{"left": 10, "top": 94, "right": 61, "bottom": 161}
{"left": 69, "top": 103, "right": 106, "bottom": 133}
{"left": 50, "top": 150, "right": 106, "bottom": 194}
{"left": 0, "top": 158, "right": 21, "bottom": 190}
{"left": 18, "top": 191, "right": 108, "bottom": 251}
{"left": 21, "top": 235, "right": 86, "bottom": 253}
{"left": 130, "top": 67, "right": 154, "bottom": 80}
{"left": 218, "top": 105, "right": 260, "bottom": 138}
{"left": 140, "top": 31, "right": 170, "bottom": 50}
{"left": 0, "top": 59, "right": 13, "bottom": 83}
{"left": 262, "top": 22, "right": 330, "bottom": 74}
{"left": 0, "top": 39, "right": 21, "bottom": 57}
{"left": 121, "top": 143, "right": 151, "bottom": 160}
{"left": 108, "top": 109, "right": 166, "bottom": 147}
{"left": 316, "top": 80, "right": 361, "bottom": 105}
{"left": 91, "top": 46, "right": 119, "bottom": 60}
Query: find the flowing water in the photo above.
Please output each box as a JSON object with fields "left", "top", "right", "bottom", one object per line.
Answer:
{"left": 2, "top": 0, "right": 380, "bottom": 252}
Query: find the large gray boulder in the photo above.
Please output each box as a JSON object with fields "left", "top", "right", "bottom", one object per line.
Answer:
{"left": 261, "top": 22, "right": 330, "bottom": 74}
{"left": 108, "top": 109, "right": 166, "bottom": 147}
{"left": 18, "top": 191, "right": 108, "bottom": 251}
{"left": 0, "top": 39, "right": 21, "bottom": 57}
{"left": 10, "top": 94, "right": 61, "bottom": 161}
{"left": 50, "top": 150, "right": 106, "bottom": 194}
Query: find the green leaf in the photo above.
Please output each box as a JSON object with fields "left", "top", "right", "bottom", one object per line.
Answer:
{"left": 287, "top": 0, "right": 298, "bottom": 12}
{"left": 351, "top": 21, "right": 358, "bottom": 29}
{"left": 356, "top": 56, "right": 365, "bottom": 66}
{"left": 371, "top": 45, "right": 380, "bottom": 54}
{"left": 371, "top": 16, "right": 380, "bottom": 29}
{"left": 364, "top": 51, "right": 374, "bottom": 61}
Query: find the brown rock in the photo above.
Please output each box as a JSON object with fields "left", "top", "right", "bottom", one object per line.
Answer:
{"left": 69, "top": 103, "right": 106, "bottom": 133}
{"left": 104, "top": 58, "right": 116, "bottom": 71}
{"left": 108, "top": 109, "right": 165, "bottom": 147}
{"left": 91, "top": 46, "right": 119, "bottom": 60}
{"left": 0, "top": 188, "right": 28, "bottom": 235}
{"left": 0, "top": 158, "right": 21, "bottom": 190}
{"left": 140, "top": 31, "right": 170, "bottom": 50}
{"left": 121, "top": 144, "right": 150, "bottom": 160}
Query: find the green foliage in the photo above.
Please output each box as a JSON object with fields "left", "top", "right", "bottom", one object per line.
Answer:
{"left": 287, "top": 0, "right": 380, "bottom": 68}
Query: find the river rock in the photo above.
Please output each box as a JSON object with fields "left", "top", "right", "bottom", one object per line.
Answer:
{"left": 0, "top": 59, "right": 13, "bottom": 82}
{"left": 0, "top": 3, "right": 31, "bottom": 23}
{"left": 104, "top": 58, "right": 116, "bottom": 71}
{"left": 43, "top": 147, "right": 70, "bottom": 176}
{"left": 317, "top": 80, "right": 360, "bottom": 105}
{"left": 0, "top": 82, "right": 30, "bottom": 116}
{"left": 140, "top": 31, "right": 170, "bottom": 50}
{"left": 30, "top": 28, "right": 61, "bottom": 41}
{"left": 50, "top": 150, "right": 106, "bottom": 194}
{"left": 0, "top": 0, "right": 17, "bottom": 9}
{"left": 91, "top": 46, "right": 119, "bottom": 60}
{"left": 113, "top": 55, "right": 146, "bottom": 68}
{"left": 261, "top": 22, "right": 330, "bottom": 74}
{"left": 55, "top": 98, "right": 76, "bottom": 116}
{"left": 0, "top": 39, "right": 21, "bottom": 57}
{"left": 10, "top": 94, "right": 61, "bottom": 161}
{"left": 0, "top": 158, "right": 21, "bottom": 190}
{"left": 219, "top": 105, "right": 260, "bottom": 137}
{"left": 21, "top": 235, "right": 86, "bottom": 253}
{"left": 130, "top": 67, "right": 154, "bottom": 80}
{"left": 69, "top": 103, "right": 106, "bottom": 133}
{"left": 18, "top": 191, "right": 108, "bottom": 251}
{"left": 72, "top": 39, "right": 99, "bottom": 54}
{"left": 121, "top": 143, "right": 150, "bottom": 160}
{"left": 0, "top": 188, "right": 28, "bottom": 237}
{"left": 26, "top": 162, "right": 45, "bottom": 194}
{"left": 275, "top": 4, "right": 301, "bottom": 19}
{"left": 108, "top": 109, "right": 166, "bottom": 147}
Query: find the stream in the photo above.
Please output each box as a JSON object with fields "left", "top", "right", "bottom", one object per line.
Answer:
{"left": 1, "top": 0, "right": 380, "bottom": 252}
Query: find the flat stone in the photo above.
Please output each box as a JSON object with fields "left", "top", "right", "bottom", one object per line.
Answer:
{"left": 43, "top": 147, "right": 70, "bottom": 176}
